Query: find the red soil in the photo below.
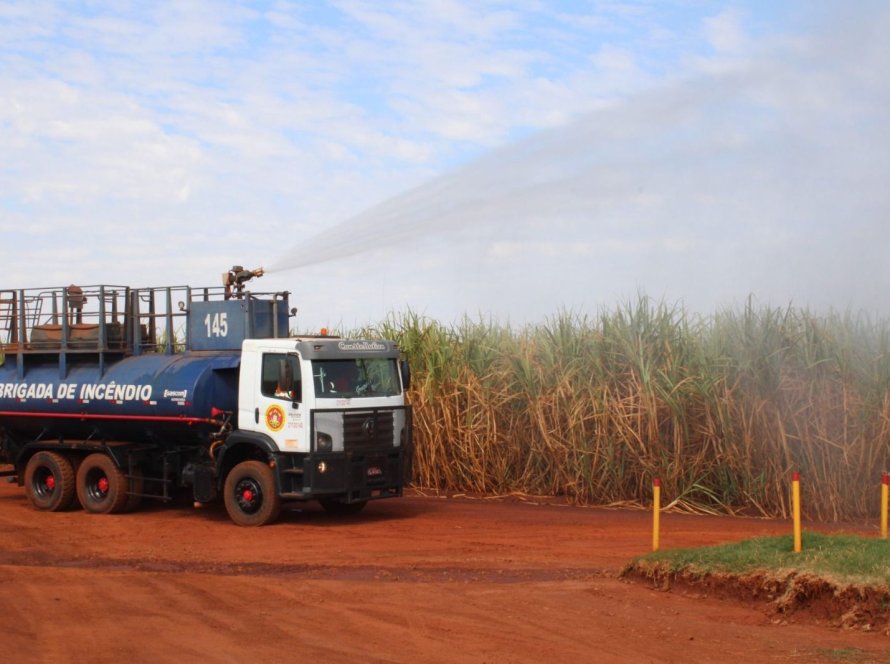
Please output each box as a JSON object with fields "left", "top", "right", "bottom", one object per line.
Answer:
{"left": 0, "top": 483, "right": 886, "bottom": 663}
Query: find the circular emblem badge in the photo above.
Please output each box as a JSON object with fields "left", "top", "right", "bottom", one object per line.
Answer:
{"left": 265, "top": 404, "right": 285, "bottom": 432}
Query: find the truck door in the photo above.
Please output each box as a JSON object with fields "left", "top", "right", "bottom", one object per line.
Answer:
{"left": 247, "top": 352, "right": 306, "bottom": 452}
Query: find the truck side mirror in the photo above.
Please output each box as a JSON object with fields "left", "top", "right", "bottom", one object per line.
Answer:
{"left": 400, "top": 360, "right": 411, "bottom": 391}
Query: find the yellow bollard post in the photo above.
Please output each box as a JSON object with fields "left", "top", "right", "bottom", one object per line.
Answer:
{"left": 881, "top": 473, "right": 888, "bottom": 540}
{"left": 792, "top": 471, "right": 801, "bottom": 553}
{"left": 652, "top": 478, "right": 661, "bottom": 552}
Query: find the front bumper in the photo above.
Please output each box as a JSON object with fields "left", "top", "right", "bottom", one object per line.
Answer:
{"left": 274, "top": 442, "right": 412, "bottom": 503}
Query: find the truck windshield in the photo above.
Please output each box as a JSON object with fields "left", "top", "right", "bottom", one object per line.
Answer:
{"left": 312, "top": 358, "right": 401, "bottom": 398}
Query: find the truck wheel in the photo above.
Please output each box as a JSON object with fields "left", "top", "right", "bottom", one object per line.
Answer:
{"left": 319, "top": 497, "right": 368, "bottom": 516}
{"left": 24, "top": 451, "right": 76, "bottom": 511}
{"left": 76, "top": 453, "right": 130, "bottom": 514}
{"left": 224, "top": 460, "right": 281, "bottom": 527}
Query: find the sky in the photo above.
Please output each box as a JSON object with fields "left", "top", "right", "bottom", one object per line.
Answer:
{"left": 2, "top": 1, "right": 888, "bottom": 331}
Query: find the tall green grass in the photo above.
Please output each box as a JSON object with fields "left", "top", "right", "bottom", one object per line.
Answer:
{"left": 362, "top": 297, "right": 890, "bottom": 521}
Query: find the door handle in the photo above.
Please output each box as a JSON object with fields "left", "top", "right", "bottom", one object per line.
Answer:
{"left": 254, "top": 407, "right": 259, "bottom": 424}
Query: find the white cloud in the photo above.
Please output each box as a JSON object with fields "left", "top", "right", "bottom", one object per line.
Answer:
{"left": 703, "top": 8, "right": 747, "bottom": 53}
{"left": 3, "top": 0, "right": 886, "bottom": 328}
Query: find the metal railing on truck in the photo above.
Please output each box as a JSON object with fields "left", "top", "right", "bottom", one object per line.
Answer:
{"left": 0, "top": 283, "right": 290, "bottom": 378}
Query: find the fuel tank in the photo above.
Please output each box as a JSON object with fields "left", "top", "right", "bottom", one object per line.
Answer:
{"left": 0, "top": 351, "right": 240, "bottom": 445}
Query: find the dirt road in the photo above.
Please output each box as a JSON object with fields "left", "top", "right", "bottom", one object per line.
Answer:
{"left": 0, "top": 483, "right": 886, "bottom": 663}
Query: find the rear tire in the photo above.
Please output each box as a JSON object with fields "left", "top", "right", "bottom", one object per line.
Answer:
{"left": 76, "top": 453, "right": 130, "bottom": 514}
{"left": 319, "top": 497, "right": 368, "bottom": 516}
{"left": 24, "top": 451, "right": 76, "bottom": 511}
{"left": 223, "top": 460, "right": 281, "bottom": 527}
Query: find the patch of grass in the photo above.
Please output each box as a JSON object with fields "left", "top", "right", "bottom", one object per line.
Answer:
{"left": 810, "top": 647, "right": 876, "bottom": 662}
{"left": 636, "top": 532, "right": 890, "bottom": 587}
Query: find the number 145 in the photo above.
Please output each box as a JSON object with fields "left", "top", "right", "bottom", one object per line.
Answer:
{"left": 204, "top": 312, "right": 228, "bottom": 337}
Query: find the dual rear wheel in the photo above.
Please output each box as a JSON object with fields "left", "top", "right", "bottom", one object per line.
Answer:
{"left": 24, "top": 451, "right": 76, "bottom": 511}
{"left": 76, "top": 453, "right": 143, "bottom": 514}
{"left": 24, "top": 451, "right": 142, "bottom": 514}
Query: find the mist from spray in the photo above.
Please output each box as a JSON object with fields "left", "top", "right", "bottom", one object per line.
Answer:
{"left": 269, "top": 6, "right": 890, "bottom": 319}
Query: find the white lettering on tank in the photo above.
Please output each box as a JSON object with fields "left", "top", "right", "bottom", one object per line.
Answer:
{"left": 0, "top": 382, "right": 157, "bottom": 402}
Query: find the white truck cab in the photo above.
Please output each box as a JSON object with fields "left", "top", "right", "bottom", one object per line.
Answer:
{"left": 239, "top": 336, "right": 410, "bottom": 453}
{"left": 225, "top": 336, "right": 412, "bottom": 523}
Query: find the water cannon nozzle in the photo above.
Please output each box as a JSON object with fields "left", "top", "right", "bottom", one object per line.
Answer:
{"left": 223, "top": 265, "right": 264, "bottom": 298}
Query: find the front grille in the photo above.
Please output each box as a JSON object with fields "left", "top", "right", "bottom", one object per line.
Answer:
{"left": 343, "top": 411, "right": 394, "bottom": 451}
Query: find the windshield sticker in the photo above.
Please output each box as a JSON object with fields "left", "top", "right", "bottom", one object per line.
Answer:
{"left": 337, "top": 341, "right": 386, "bottom": 352}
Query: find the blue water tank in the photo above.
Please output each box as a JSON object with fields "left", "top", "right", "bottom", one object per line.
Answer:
{"left": 0, "top": 351, "right": 240, "bottom": 445}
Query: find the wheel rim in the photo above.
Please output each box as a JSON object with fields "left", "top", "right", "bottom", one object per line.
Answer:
{"left": 85, "top": 468, "right": 110, "bottom": 503}
{"left": 32, "top": 467, "right": 56, "bottom": 499}
{"left": 234, "top": 477, "right": 263, "bottom": 514}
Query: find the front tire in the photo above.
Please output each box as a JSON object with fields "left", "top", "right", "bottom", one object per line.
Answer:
{"left": 223, "top": 460, "right": 281, "bottom": 527}
{"left": 76, "top": 453, "right": 130, "bottom": 514}
{"left": 24, "top": 451, "right": 76, "bottom": 511}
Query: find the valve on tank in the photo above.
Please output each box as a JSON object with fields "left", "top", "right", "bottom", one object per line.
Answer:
{"left": 222, "top": 265, "right": 264, "bottom": 299}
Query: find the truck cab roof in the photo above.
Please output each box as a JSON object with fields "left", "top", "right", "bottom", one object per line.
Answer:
{"left": 243, "top": 337, "right": 401, "bottom": 360}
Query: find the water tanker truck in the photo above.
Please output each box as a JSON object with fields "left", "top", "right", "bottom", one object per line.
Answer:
{"left": 0, "top": 267, "right": 412, "bottom": 526}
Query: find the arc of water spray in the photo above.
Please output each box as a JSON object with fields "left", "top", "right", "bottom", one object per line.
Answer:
{"left": 269, "top": 6, "right": 890, "bottom": 317}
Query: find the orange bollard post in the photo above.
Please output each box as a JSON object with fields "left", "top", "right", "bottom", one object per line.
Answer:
{"left": 792, "top": 471, "right": 802, "bottom": 553}
{"left": 881, "top": 473, "right": 888, "bottom": 540}
{"left": 652, "top": 478, "right": 661, "bottom": 552}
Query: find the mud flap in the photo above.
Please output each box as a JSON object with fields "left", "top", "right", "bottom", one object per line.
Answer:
{"left": 192, "top": 464, "right": 217, "bottom": 503}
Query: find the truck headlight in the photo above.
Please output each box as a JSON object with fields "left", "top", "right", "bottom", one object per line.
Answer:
{"left": 316, "top": 432, "right": 333, "bottom": 452}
